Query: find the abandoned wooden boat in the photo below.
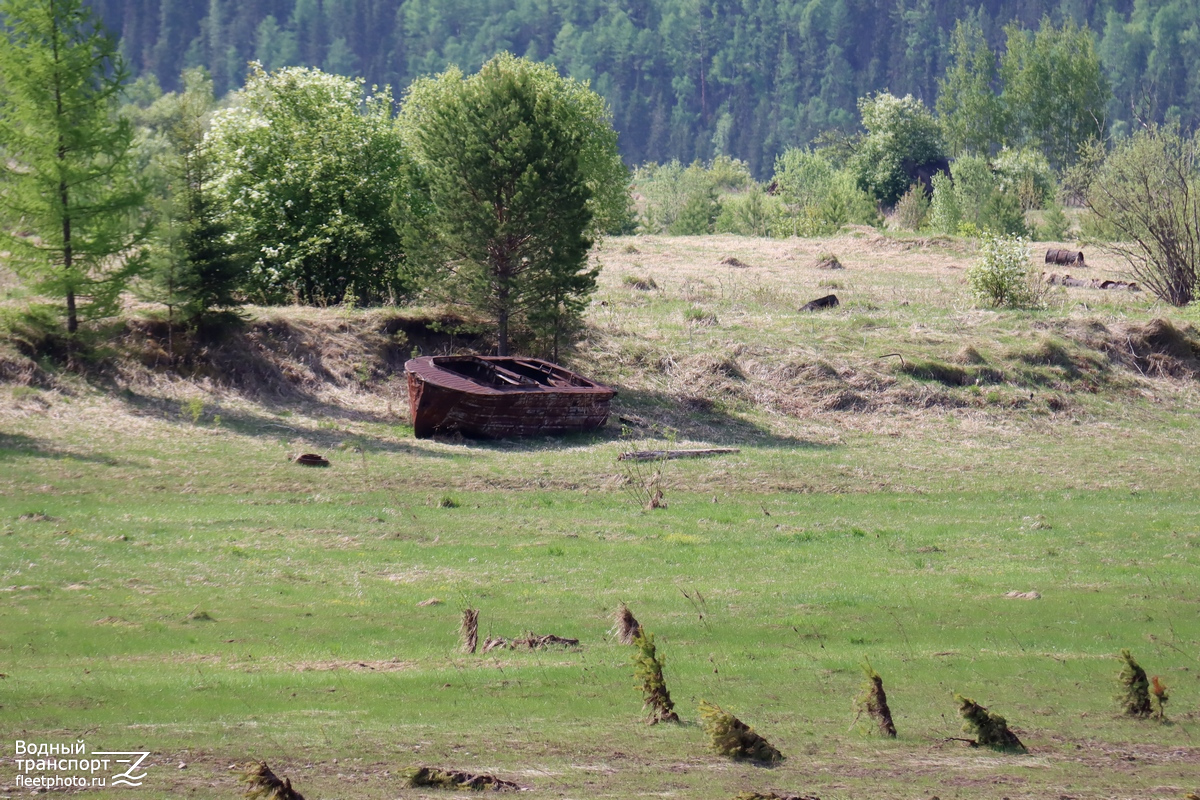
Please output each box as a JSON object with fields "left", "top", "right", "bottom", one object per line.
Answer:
{"left": 405, "top": 355, "right": 616, "bottom": 439}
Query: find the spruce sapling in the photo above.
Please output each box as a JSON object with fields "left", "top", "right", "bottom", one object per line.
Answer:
{"left": 699, "top": 700, "right": 783, "bottom": 762}
{"left": 853, "top": 660, "right": 896, "bottom": 737}
{"left": 241, "top": 761, "right": 305, "bottom": 800}
{"left": 1117, "top": 649, "right": 1151, "bottom": 716}
{"left": 631, "top": 629, "right": 679, "bottom": 723}
{"left": 955, "top": 694, "right": 1027, "bottom": 753}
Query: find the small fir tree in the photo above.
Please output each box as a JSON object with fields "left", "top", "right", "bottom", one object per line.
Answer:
{"left": 854, "top": 660, "right": 897, "bottom": 737}
{"left": 631, "top": 629, "right": 679, "bottom": 724}
{"left": 1117, "top": 649, "right": 1151, "bottom": 717}
{"left": 698, "top": 700, "right": 783, "bottom": 762}
{"left": 955, "top": 694, "right": 1027, "bottom": 752}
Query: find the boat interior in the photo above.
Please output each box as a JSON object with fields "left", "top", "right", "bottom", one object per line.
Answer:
{"left": 437, "top": 356, "right": 592, "bottom": 389}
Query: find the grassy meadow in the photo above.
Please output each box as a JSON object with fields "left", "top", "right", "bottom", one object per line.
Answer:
{"left": 2, "top": 233, "right": 1200, "bottom": 799}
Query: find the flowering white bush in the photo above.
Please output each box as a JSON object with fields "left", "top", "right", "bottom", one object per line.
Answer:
{"left": 966, "top": 233, "right": 1044, "bottom": 308}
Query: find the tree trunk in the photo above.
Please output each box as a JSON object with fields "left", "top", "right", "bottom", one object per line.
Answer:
{"left": 497, "top": 305, "right": 509, "bottom": 356}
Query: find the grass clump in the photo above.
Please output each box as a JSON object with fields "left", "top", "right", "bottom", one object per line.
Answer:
{"left": 623, "top": 274, "right": 657, "bottom": 291}
{"left": 955, "top": 694, "right": 1027, "bottom": 753}
{"left": 853, "top": 660, "right": 896, "bottom": 737}
{"left": 405, "top": 766, "right": 520, "bottom": 791}
{"left": 900, "top": 358, "right": 969, "bottom": 386}
{"left": 631, "top": 629, "right": 679, "bottom": 724}
{"left": 241, "top": 761, "right": 305, "bottom": 800}
{"left": 1117, "top": 649, "right": 1151, "bottom": 717}
{"left": 699, "top": 700, "right": 783, "bottom": 762}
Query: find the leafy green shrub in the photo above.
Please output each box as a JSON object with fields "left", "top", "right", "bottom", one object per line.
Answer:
{"left": 848, "top": 92, "right": 946, "bottom": 206}
{"left": 772, "top": 149, "right": 879, "bottom": 236}
{"left": 714, "top": 186, "right": 782, "bottom": 237}
{"left": 992, "top": 147, "right": 1056, "bottom": 210}
{"left": 966, "top": 233, "right": 1043, "bottom": 308}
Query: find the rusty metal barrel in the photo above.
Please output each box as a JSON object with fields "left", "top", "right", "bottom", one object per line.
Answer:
{"left": 1045, "top": 248, "right": 1085, "bottom": 266}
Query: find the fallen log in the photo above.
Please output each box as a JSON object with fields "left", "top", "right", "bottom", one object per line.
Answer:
{"left": 618, "top": 448, "right": 741, "bottom": 462}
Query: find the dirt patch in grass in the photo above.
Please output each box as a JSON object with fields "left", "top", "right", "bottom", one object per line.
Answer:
{"left": 291, "top": 659, "right": 417, "bottom": 673}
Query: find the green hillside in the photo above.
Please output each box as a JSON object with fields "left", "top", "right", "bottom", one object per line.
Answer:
{"left": 86, "top": 0, "right": 1200, "bottom": 175}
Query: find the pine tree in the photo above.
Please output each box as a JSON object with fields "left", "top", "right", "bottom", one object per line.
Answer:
{"left": 0, "top": 0, "right": 146, "bottom": 335}
{"left": 399, "top": 54, "right": 624, "bottom": 356}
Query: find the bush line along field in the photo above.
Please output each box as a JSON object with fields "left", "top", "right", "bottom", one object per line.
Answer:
{"left": 2, "top": 234, "right": 1200, "bottom": 799}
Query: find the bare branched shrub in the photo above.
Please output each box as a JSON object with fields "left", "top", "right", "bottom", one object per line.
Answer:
{"left": 853, "top": 661, "right": 896, "bottom": 737}
{"left": 632, "top": 629, "right": 679, "bottom": 724}
{"left": 699, "top": 700, "right": 783, "bottom": 762}
{"left": 1079, "top": 128, "right": 1199, "bottom": 306}
{"left": 242, "top": 761, "right": 305, "bottom": 800}
{"left": 955, "top": 694, "right": 1027, "bottom": 753}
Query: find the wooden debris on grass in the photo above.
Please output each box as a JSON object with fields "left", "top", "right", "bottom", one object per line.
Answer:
{"left": 461, "top": 608, "right": 479, "bottom": 654}
{"left": 954, "top": 694, "right": 1027, "bottom": 753}
{"left": 405, "top": 766, "right": 521, "bottom": 791}
{"left": 721, "top": 256, "right": 750, "bottom": 268}
{"left": 1118, "top": 649, "right": 1151, "bottom": 716}
{"left": 618, "top": 448, "right": 740, "bottom": 462}
{"left": 481, "top": 632, "right": 580, "bottom": 652}
{"left": 733, "top": 793, "right": 821, "bottom": 800}
{"left": 1044, "top": 272, "right": 1139, "bottom": 291}
{"left": 291, "top": 453, "right": 329, "bottom": 467}
{"left": 853, "top": 661, "right": 896, "bottom": 737}
{"left": 699, "top": 700, "right": 783, "bottom": 762}
{"left": 632, "top": 630, "right": 679, "bottom": 724}
{"left": 614, "top": 603, "right": 641, "bottom": 645}
{"left": 241, "top": 761, "right": 305, "bottom": 800}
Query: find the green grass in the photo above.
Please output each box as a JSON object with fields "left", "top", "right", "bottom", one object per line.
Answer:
{"left": 2, "top": 234, "right": 1200, "bottom": 799}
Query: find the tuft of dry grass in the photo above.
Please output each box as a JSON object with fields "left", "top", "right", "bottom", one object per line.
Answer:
{"left": 460, "top": 608, "right": 479, "bottom": 654}
{"left": 614, "top": 603, "right": 641, "bottom": 645}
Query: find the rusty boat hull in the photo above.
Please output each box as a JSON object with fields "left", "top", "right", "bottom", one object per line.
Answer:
{"left": 404, "top": 356, "right": 616, "bottom": 439}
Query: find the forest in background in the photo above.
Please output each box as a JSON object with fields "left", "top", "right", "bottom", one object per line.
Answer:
{"left": 89, "top": 0, "right": 1200, "bottom": 175}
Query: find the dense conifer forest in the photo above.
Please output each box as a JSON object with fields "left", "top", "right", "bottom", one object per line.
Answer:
{"left": 89, "top": 0, "right": 1200, "bottom": 175}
